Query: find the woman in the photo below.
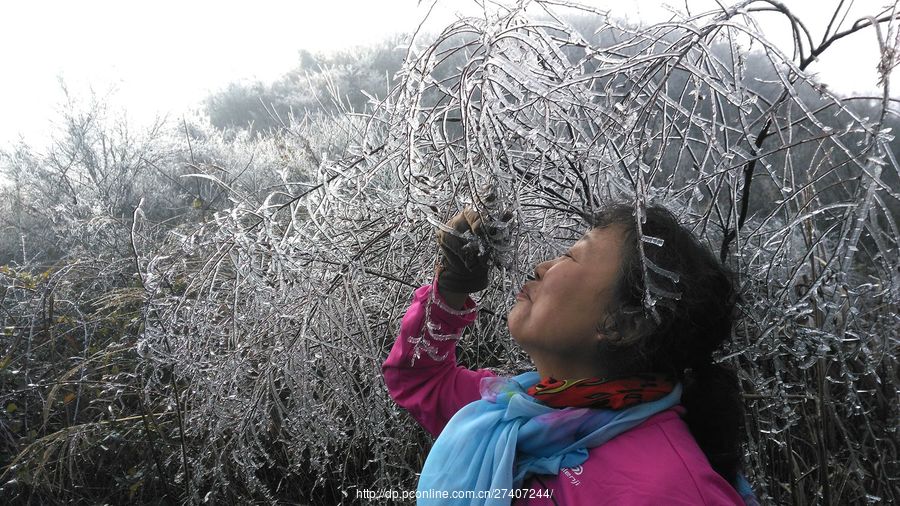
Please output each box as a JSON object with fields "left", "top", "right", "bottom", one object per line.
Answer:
{"left": 383, "top": 203, "right": 759, "bottom": 505}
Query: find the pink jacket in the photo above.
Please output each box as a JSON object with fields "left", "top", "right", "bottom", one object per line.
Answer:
{"left": 383, "top": 283, "right": 747, "bottom": 505}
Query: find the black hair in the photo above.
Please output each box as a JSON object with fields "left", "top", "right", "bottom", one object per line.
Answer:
{"left": 589, "top": 202, "right": 745, "bottom": 486}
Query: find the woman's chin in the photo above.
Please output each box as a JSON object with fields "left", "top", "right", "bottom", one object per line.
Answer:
{"left": 506, "top": 303, "right": 525, "bottom": 337}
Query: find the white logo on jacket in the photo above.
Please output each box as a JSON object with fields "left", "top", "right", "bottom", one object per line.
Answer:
{"left": 561, "top": 466, "right": 582, "bottom": 486}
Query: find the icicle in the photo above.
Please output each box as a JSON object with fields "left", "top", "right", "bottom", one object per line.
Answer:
{"left": 640, "top": 234, "right": 665, "bottom": 247}
{"left": 645, "top": 258, "right": 681, "bottom": 283}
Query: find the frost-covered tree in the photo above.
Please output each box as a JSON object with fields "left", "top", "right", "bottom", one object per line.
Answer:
{"left": 133, "top": 2, "right": 900, "bottom": 504}
{"left": 4, "top": 1, "right": 899, "bottom": 504}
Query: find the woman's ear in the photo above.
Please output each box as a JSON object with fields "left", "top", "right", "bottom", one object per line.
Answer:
{"left": 598, "top": 311, "right": 654, "bottom": 347}
{"left": 594, "top": 313, "right": 617, "bottom": 342}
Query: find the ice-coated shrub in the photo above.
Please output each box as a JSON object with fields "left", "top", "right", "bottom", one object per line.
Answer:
{"left": 134, "top": 2, "right": 899, "bottom": 504}
{"left": 3, "top": 1, "right": 898, "bottom": 504}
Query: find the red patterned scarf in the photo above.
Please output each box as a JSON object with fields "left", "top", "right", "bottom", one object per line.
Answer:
{"left": 526, "top": 372, "right": 675, "bottom": 410}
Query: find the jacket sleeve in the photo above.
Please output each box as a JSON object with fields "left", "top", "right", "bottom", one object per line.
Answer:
{"left": 382, "top": 279, "right": 497, "bottom": 437}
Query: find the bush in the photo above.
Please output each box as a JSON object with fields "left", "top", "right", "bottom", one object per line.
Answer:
{"left": 2, "top": 2, "right": 899, "bottom": 504}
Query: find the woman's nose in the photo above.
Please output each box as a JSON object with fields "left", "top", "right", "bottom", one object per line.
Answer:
{"left": 534, "top": 259, "right": 554, "bottom": 279}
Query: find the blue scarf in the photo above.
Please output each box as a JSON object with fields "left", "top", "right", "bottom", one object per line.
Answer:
{"left": 416, "top": 371, "right": 682, "bottom": 505}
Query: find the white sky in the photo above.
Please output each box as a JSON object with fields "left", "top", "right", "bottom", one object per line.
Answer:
{"left": 0, "top": 0, "right": 895, "bottom": 149}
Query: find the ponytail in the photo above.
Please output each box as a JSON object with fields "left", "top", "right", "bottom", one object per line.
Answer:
{"left": 681, "top": 360, "right": 745, "bottom": 486}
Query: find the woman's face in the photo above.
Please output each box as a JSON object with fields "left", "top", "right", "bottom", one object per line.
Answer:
{"left": 507, "top": 225, "right": 626, "bottom": 377}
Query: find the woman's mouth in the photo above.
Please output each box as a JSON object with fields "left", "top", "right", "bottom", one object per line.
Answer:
{"left": 516, "top": 285, "right": 531, "bottom": 301}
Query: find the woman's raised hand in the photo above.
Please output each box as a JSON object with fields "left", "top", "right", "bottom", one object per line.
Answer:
{"left": 435, "top": 198, "right": 513, "bottom": 299}
{"left": 436, "top": 206, "right": 491, "bottom": 295}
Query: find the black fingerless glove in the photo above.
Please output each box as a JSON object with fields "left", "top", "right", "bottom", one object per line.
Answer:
{"left": 436, "top": 205, "right": 514, "bottom": 294}
{"left": 437, "top": 207, "right": 491, "bottom": 293}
